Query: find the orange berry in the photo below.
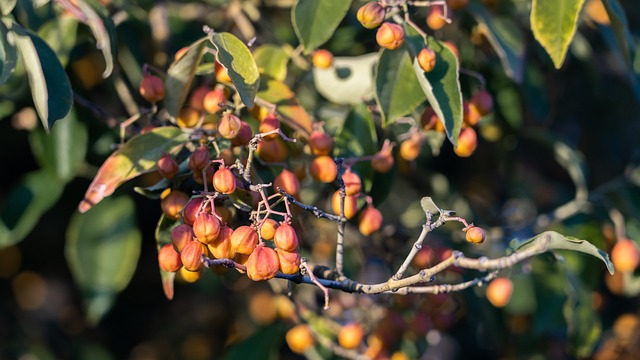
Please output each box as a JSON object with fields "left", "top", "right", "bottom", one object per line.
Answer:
{"left": 230, "top": 225, "right": 259, "bottom": 255}
{"left": 193, "top": 213, "right": 221, "bottom": 245}
{"left": 372, "top": 149, "right": 394, "bottom": 173}
{"left": 312, "top": 49, "right": 334, "bottom": 69}
{"left": 259, "top": 113, "right": 280, "bottom": 140}
{"left": 357, "top": 1, "right": 386, "bottom": 29}
{"left": 180, "top": 240, "right": 207, "bottom": 272}
{"left": 463, "top": 101, "right": 482, "bottom": 127}
{"left": 176, "top": 107, "right": 200, "bottom": 128}
{"left": 309, "top": 130, "right": 334, "bottom": 156}
{"left": 158, "top": 244, "right": 182, "bottom": 272}
{"left": 342, "top": 169, "right": 362, "bottom": 196}
{"left": 332, "top": 190, "right": 358, "bottom": 219}
{"left": 188, "top": 146, "right": 210, "bottom": 172}
{"left": 486, "top": 277, "right": 513, "bottom": 308}
{"left": 174, "top": 46, "right": 189, "bottom": 61}
{"left": 203, "top": 87, "right": 226, "bottom": 114}
{"left": 171, "top": 223, "right": 194, "bottom": 252}
{"left": 260, "top": 219, "right": 279, "bottom": 241}
{"left": 471, "top": 89, "right": 494, "bottom": 116}
{"left": 178, "top": 266, "right": 202, "bottom": 283}
{"left": 376, "top": 22, "right": 404, "bottom": 50}
{"left": 399, "top": 133, "right": 422, "bottom": 161}
{"left": 213, "top": 167, "right": 236, "bottom": 194}
{"left": 189, "top": 85, "right": 209, "bottom": 111}
{"left": 417, "top": 48, "right": 436, "bottom": 72}
{"left": 338, "top": 323, "right": 365, "bottom": 350}
{"left": 161, "top": 190, "right": 189, "bottom": 220}
{"left": 207, "top": 225, "right": 235, "bottom": 259}
{"left": 276, "top": 248, "right": 301, "bottom": 274}
{"left": 310, "top": 155, "right": 338, "bottom": 183}
{"left": 274, "top": 223, "right": 299, "bottom": 252}
{"left": 157, "top": 153, "right": 179, "bottom": 179}
{"left": 612, "top": 239, "right": 640, "bottom": 272}
{"left": 465, "top": 226, "right": 485, "bottom": 244}
{"left": 286, "top": 325, "right": 315, "bottom": 354}
{"left": 215, "top": 61, "right": 232, "bottom": 83}
{"left": 256, "top": 138, "right": 289, "bottom": 162}
{"left": 218, "top": 113, "right": 242, "bottom": 139}
{"left": 274, "top": 169, "right": 301, "bottom": 196}
{"left": 182, "top": 197, "right": 204, "bottom": 225}
{"left": 139, "top": 74, "right": 165, "bottom": 103}
{"left": 426, "top": 6, "right": 447, "bottom": 30}
{"left": 231, "top": 121, "right": 253, "bottom": 146}
{"left": 358, "top": 206, "right": 383, "bottom": 236}
{"left": 246, "top": 245, "right": 280, "bottom": 281}
{"left": 453, "top": 127, "right": 477, "bottom": 157}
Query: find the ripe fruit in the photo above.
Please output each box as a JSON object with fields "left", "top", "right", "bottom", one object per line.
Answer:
{"left": 157, "top": 153, "right": 179, "bottom": 179}
{"left": 274, "top": 223, "right": 299, "bottom": 252}
{"left": 426, "top": 6, "right": 447, "bottom": 30}
{"left": 357, "top": 1, "right": 386, "bottom": 29}
{"left": 161, "top": 190, "right": 189, "bottom": 220}
{"left": 215, "top": 61, "right": 232, "bottom": 83}
{"left": 178, "top": 266, "right": 202, "bottom": 283}
{"left": 611, "top": 239, "right": 640, "bottom": 272}
{"left": 175, "top": 46, "right": 189, "bottom": 61}
{"left": 286, "top": 325, "right": 315, "bottom": 354}
{"left": 465, "top": 226, "right": 485, "bottom": 244}
{"left": 139, "top": 74, "right": 165, "bottom": 103}
{"left": 276, "top": 248, "right": 301, "bottom": 274}
{"left": 218, "top": 112, "right": 242, "bottom": 139}
{"left": 585, "top": 0, "right": 610, "bottom": 25}
{"left": 471, "top": 89, "right": 494, "bottom": 116}
{"left": 213, "top": 167, "right": 236, "bottom": 194}
{"left": 231, "top": 121, "right": 253, "bottom": 146}
{"left": 259, "top": 113, "right": 280, "bottom": 140}
{"left": 486, "top": 277, "right": 513, "bottom": 308}
{"left": 203, "top": 87, "right": 226, "bottom": 114}
{"left": 208, "top": 225, "right": 236, "bottom": 259}
{"left": 180, "top": 241, "right": 207, "bottom": 272}
{"left": 453, "top": 127, "right": 477, "bottom": 157}
{"left": 310, "top": 155, "right": 338, "bottom": 183}
{"left": 176, "top": 107, "right": 200, "bottom": 128}
{"left": 421, "top": 107, "right": 440, "bottom": 130}
{"left": 399, "top": 133, "right": 422, "bottom": 161}
{"left": 230, "top": 225, "right": 259, "bottom": 255}
{"left": 417, "top": 48, "right": 436, "bottom": 72}
{"left": 246, "top": 245, "right": 280, "bottom": 281}
{"left": 193, "top": 213, "right": 221, "bottom": 244}
{"left": 189, "top": 85, "right": 209, "bottom": 111}
{"left": 171, "top": 223, "right": 194, "bottom": 251}
{"left": 188, "top": 146, "right": 210, "bottom": 171}
{"left": 338, "top": 323, "right": 365, "bottom": 350}
{"left": 463, "top": 101, "right": 482, "bottom": 126}
{"left": 376, "top": 22, "right": 404, "bottom": 50}
{"left": 256, "top": 138, "right": 288, "bottom": 162}
{"left": 158, "top": 244, "right": 182, "bottom": 272}
{"left": 182, "top": 197, "right": 204, "bottom": 225}
{"left": 260, "top": 218, "right": 279, "bottom": 241}
{"left": 309, "top": 130, "right": 333, "bottom": 156}
{"left": 312, "top": 49, "right": 334, "bottom": 69}
{"left": 372, "top": 148, "right": 394, "bottom": 173}
{"left": 342, "top": 169, "right": 362, "bottom": 196}
{"left": 332, "top": 190, "right": 358, "bottom": 219}
{"left": 274, "top": 169, "right": 301, "bottom": 196}
{"left": 358, "top": 206, "right": 383, "bottom": 236}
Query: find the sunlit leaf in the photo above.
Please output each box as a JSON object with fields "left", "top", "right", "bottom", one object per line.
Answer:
{"left": 253, "top": 44, "right": 289, "bottom": 82}
{"left": 0, "top": 171, "right": 65, "bottom": 247}
{"left": 0, "top": 0, "right": 16, "bottom": 15}
{"left": 0, "top": 19, "right": 17, "bottom": 85}
{"left": 403, "top": 26, "right": 463, "bottom": 146}
{"left": 257, "top": 79, "right": 312, "bottom": 134}
{"left": 514, "top": 231, "right": 614, "bottom": 274}
{"left": 66, "top": 196, "right": 141, "bottom": 325}
{"left": 374, "top": 45, "right": 425, "bottom": 127}
{"left": 155, "top": 214, "right": 179, "bottom": 300}
{"left": 11, "top": 21, "right": 73, "bottom": 132}
{"left": 210, "top": 32, "right": 260, "bottom": 108}
{"left": 531, "top": 0, "right": 586, "bottom": 68}
{"left": 78, "top": 126, "right": 189, "bottom": 213}
{"left": 314, "top": 53, "right": 377, "bottom": 105}
{"left": 291, "top": 0, "right": 352, "bottom": 54}
{"left": 165, "top": 37, "right": 207, "bottom": 119}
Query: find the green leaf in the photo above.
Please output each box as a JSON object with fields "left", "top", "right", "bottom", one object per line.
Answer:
{"left": 66, "top": 196, "right": 142, "bottom": 325}
{"left": 374, "top": 45, "right": 426, "bottom": 127}
{"left": 530, "top": 0, "right": 586, "bottom": 68}
{"left": 468, "top": 3, "right": 525, "bottom": 82}
{"left": 291, "top": 0, "right": 352, "bottom": 54}
{"left": 313, "top": 53, "right": 377, "bottom": 105}
{"left": 78, "top": 126, "right": 189, "bottom": 213}
{"left": 155, "top": 214, "right": 179, "bottom": 300}
{"left": 562, "top": 267, "right": 602, "bottom": 357}
{"left": 335, "top": 103, "right": 378, "bottom": 193}
{"left": 37, "top": 16, "right": 78, "bottom": 67}
{"left": 29, "top": 108, "right": 88, "bottom": 182}
{"left": 0, "top": 19, "right": 17, "bottom": 85}
{"left": 602, "top": 0, "right": 634, "bottom": 67}
{"left": 11, "top": 21, "right": 73, "bottom": 132}
{"left": 403, "top": 27, "right": 463, "bottom": 145}
{"left": 253, "top": 44, "right": 289, "bottom": 82}
{"left": 514, "top": 231, "right": 614, "bottom": 275}
{"left": 165, "top": 37, "right": 207, "bottom": 119}
{"left": 74, "top": 0, "right": 117, "bottom": 78}
{"left": 420, "top": 197, "right": 439, "bottom": 215}
{"left": 257, "top": 79, "right": 312, "bottom": 134}
{"left": 0, "top": 0, "right": 16, "bottom": 16}
{"left": 0, "top": 171, "right": 65, "bottom": 248}
{"left": 210, "top": 32, "right": 260, "bottom": 108}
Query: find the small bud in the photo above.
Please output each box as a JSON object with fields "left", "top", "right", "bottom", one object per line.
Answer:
{"left": 213, "top": 167, "right": 237, "bottom": 194}
{"left": 139, "top": 74, "right": 165, "bottom": 103}
{"left": 342, "top": 169, "right": 362, "bottom": 196}
{"left": 158, "top": 244, "right": 182, "bottom": 272}
{"left": 309, "top": 130, "right": 333, "bottom": 156}
{"left": 357, "top": 2, "right": 386, "bottom": 29}
{"left": 376, "top": 22, "right": 404, "bottom": 50}
{"left": 157, "top": 154, "right": 179, "bottom": 179}
{"left": 417, "top": 48, "right": 436, "bottom": 72}
{"left": 358, "top": 206, "right": 383, "bottom": 236}
{"left": 218, "top": 113, "right": 242, "bottom": 139}
{"left": 465, "top": 226, "right": 485, "bottom": 244}
{"left": 188, "top": 146, "right": 210, "bottom": 172}
{"left": 312, "top": 49, "right": 334, "bottom": 69}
